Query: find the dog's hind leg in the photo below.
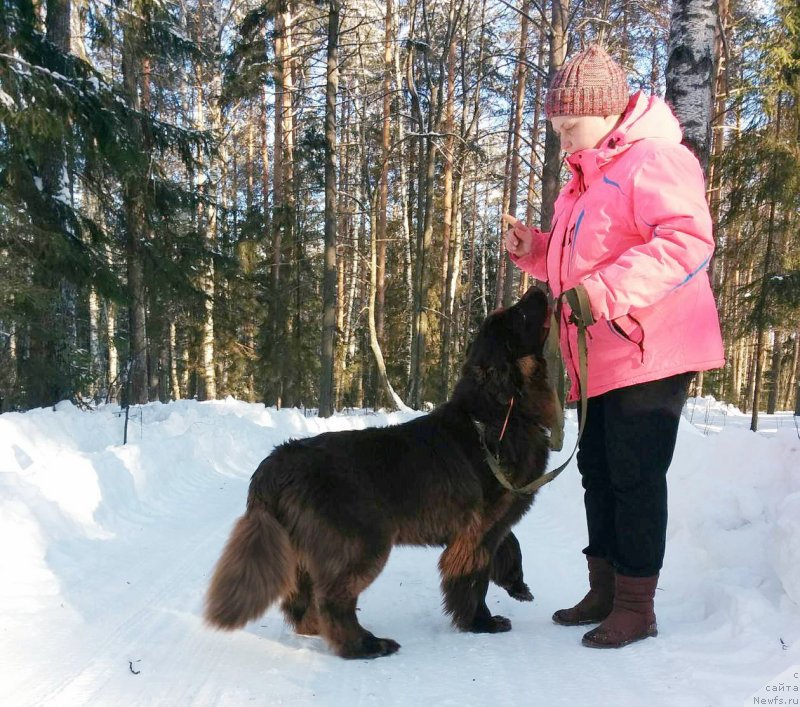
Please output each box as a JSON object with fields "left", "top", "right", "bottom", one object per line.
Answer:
{"left": 313, "top": 550, "right": 400, "bottom": 659}
{"left": 440, "top": 528, "right": 512, "bottom": 633}
{"left": 316, "top": 590, "right": 400, "bottom": 659}
{"left": 281, "top": 567, "right": 319, "bottom": 636}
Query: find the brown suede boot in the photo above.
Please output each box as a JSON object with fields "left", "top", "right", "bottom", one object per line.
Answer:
{"left": 582, "top": 573, "right": 659, "bottom": 648}
{"left": 552, "top": 556, "right": 615, "bottom": 626}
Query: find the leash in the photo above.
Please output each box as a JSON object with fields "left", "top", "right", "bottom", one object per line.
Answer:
{"left": 475, "top": 288, "right": 591, "bottom": 496}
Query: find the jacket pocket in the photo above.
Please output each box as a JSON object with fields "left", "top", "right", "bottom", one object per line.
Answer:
{"left": 607, "top": 315, "right": 646, "bottom": 362}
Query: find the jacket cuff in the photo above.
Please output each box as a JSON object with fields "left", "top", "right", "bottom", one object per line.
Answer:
{"left": 509, "top": 250, "right": 537, "bottom": 274}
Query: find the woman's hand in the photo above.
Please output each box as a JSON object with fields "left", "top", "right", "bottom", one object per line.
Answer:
{"left": 502, "top": 214, "right": 536, "bottom": 258}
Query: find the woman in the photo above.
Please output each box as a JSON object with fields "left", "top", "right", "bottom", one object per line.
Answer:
{"left": 504, "top": 44, "right": 724, "bottom": 648}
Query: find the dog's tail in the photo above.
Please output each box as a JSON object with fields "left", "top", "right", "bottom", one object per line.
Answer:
{"left": 205, "top": 502, "right": 295, "bottom": 630}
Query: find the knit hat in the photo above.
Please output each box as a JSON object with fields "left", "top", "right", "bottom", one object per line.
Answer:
{"left": 545, "top": 44, "right": 629, "bottom": 118}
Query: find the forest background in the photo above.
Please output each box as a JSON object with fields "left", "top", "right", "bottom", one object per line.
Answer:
{"left": 0, "top": 0, "right": 798, "bottom": 429}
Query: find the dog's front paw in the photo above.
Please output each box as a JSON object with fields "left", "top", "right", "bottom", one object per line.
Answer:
{"left": 470, "top": 614, "right": 512, "bottom": 633}
{"left": 506, "top": 581, "right": 533, "bottom": 602}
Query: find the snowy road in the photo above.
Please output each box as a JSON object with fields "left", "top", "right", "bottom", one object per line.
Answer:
{"left": 1, "top": 400, "right": 799, "bottom": 706}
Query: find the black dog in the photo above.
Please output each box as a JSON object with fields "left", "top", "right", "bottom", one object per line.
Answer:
{"left": 205, "top": 287, "right": 553, "bottom": 658}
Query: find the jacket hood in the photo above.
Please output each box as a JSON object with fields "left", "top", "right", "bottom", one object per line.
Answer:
{"left": 565, "top": 91, "right": 683, "bottom": 180}
{"left": 609, "top": 91, "right": 683, "bottom": 147}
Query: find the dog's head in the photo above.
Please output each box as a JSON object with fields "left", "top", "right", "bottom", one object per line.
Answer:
{"left": 464, "top": 285, "right": 550, "bottom": 375}
{"left": 457, "top": 286, "right": 554, "bottom": 428}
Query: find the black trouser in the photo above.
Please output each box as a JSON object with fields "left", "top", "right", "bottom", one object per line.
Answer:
{"left": 576, "top": 372, "right": 693, "bottom": 577}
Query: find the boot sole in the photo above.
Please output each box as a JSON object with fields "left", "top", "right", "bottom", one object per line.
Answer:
{"left": 581, "top": 627, "right": 658, "bottom": 649}
{"left": 552, "top": 607, "right": 613, "bottom": 626}
{"left": 552, "top": 615, "right": 608, "bottom": 627}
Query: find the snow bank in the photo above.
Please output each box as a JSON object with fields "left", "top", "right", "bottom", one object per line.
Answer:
{"left": 0, "top": 398, "right": 798, "bottom": 706}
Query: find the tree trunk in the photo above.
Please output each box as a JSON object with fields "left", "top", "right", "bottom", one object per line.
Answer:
{"left": 793, "top": 332, "right": 800, "bottom": 416}
{"left": 666, "top": 0, "right": 719, "bottom": 378}
{"left": 26, "top": 0, "right": 74, "bottom": 408}
{"left": 411, "top": 136, "right": 437, "bottom": 407}
{"left": 268, "top": 6, "right": 296, "bottom": 408}
{"left": 406, "top": 22, "right": 436, "bottom": 408}
{"left": 121, "top": 25, "right": 149, "bottom": 405}
{"left": 541, "top": 0, "right": 568, "bottom": 449}
{"left": 502, "top": 0, "right": 530, "bottom": 307}
{"left": 342, "top": 90, "right": 360, "bottom": 376}
{"left": 168, "top": 320, "right": 179, "bottom": 401}
{"left": 88, "top": 287, "right": 99, "bottom": 394}
{"left": 192, "top": 4, "right": 218, "bottom": 401}
{"left": 260, "top": 81, "right": 271, "bottom": 236}
{"left": 247, "top": 111, "right": 255, "bottom": 213}
{"left": 523, "top": 36, "right": 547, "bottom": 297}
{"left": 376, "top": 0, "right": 394, "bottom": 345}
{"left": 106, "top": 300, "right": 118, "bottom": 401}
{"left": 462, "top": 178, "right": 479, "bottom": 355}
{"left": 767, "top": 331, "right": 781, "bottom": 414}
{"left": 786, "top": 332, "right": 798, "bottom": 412}
{"left": 319, "top": 0, "right": 340, "bottom": 418}
{"left": 751, "top": 198, "right": 777, "bottom": 431}
{"left": 665, "top": 0, "right": 719, "bottom": 173}
{"left": 393, "top": 21, "right": 414, "bottom": 384}
{"left": 368, "top": 184, "right": 407, "bottom": 410}
{"left": 180, "top": 326, "right": 190, "bottom": 399}
{"left": 750, "top": 335, "right": 765, "bottom": 430}
{"left": 439, "top": 28, "right": 457, "bottom": 397}
{"left": 85, "top": 168, "right": 104, "bottom": 398}
{"left": 541, "top": 0, "right": 567, "bottom": 233}
{"left": 480, "top": 182, "right": 490, "bottom": 321}
{"left": 495, "top": 108, "right": 515, "bottom": 309}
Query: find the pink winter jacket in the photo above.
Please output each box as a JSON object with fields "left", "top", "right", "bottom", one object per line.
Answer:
{"left": 511, "top": 91, "right": 724, "bottom": 401}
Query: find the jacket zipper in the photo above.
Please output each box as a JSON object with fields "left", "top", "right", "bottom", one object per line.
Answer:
{"left": 553, "top": 162, "right": 586, "bottom": 390}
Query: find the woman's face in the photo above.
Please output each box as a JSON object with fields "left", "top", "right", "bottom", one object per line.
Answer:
{"left": 550, "top": 114, "right": 621, "bottom": 154}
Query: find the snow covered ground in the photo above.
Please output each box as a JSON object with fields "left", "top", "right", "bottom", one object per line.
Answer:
{"left": 1, "top": 397, "right": 798, "bottom": 707}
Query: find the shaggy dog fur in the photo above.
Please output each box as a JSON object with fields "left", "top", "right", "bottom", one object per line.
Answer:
{"left": 205, "top": 287, "right": 554, "bottom": 659}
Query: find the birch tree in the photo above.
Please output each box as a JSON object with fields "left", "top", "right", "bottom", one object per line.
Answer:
{"left": 665, "top": 0, "right": 719, "bottom": 171}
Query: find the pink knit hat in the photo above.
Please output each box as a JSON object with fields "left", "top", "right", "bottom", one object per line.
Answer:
{"left": 545, "top": 44, "right": 629, "bottom": 117}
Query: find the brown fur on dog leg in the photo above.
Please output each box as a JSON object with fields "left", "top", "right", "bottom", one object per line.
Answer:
{"left": 281, "top": 568, "right": 319, "bottom": 635}
{"left": 302, "top": 540, "right": 395, "bottom": 657}
{"left": 317, "top": 591, "right": 400, "bottom": 659}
